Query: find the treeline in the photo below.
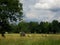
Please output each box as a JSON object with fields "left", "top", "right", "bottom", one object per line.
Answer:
{"left": 9, "top": 20, "right": 60, "bottom": 34}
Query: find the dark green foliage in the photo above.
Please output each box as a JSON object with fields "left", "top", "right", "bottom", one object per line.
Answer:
{"left": 16, "top": 20, "right": 60, "bottom": 34}
{"left": 51, "top": 20, "right": 59, "bottom": 33}
{"left": 0, "top": 0, "right": 23, "bottom": 22}
{"left": 0, "top": 0, "right": 23, "bottom": 37}
{"left": 3, "top": 20, "right": 60, "bottom": 34}
{"left": 39, "top": 22, "right": 49, "bottom": 33}
{"left": 18, "top": 21, "right": 29, "bottom": 33}
{"left": 28, "top": 22, "right": 39, "bottom": 33}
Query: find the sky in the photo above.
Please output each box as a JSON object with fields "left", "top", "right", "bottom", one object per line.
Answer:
{"left": 20, "top": 0, "right": 60, "bottom": 22}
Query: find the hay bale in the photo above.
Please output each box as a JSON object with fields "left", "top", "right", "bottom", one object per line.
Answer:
{"left": 20, "top": 32, "right": 26, "bottom": 36}
{"left": 5, "top": 32, "right": 8, "bottom": 34}
{"left": 27, "top": 35, "right": 31, "bottom": 37}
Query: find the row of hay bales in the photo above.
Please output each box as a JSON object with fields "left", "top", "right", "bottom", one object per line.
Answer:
{"left": 19, "top": 32, "right": 48, "bottom": 37}
{"left": 5, "top": 32, "right": 49, "bottom": 37}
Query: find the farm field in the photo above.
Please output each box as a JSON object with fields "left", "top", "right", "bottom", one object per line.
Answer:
{"left": 0, "top": 34, "right": 60, "bottom": 45}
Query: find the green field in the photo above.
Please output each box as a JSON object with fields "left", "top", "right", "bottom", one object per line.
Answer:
{"left": 0, "top": 34, "right": 60, "bottom": 45}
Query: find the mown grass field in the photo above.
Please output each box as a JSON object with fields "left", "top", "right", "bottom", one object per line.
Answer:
{"left": 0, "top": 34, "right": 60, "bottom": 45}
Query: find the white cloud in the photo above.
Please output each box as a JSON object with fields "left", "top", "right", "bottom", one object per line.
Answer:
{"left": 34, "top": 0, "right": 60, "bottom": 9}
{"left": 34, "top": 3, "right": 50, "bottom": 9}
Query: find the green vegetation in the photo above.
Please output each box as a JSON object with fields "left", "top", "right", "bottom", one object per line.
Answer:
{"left": 0, "top": 34, "right": 60, "bottom": 45}
{"left": 0, "top": 0, "right": 60, "bottom": 45}
{"left": 12, "top": 20, "right": 60, "bottom": 34}
{"left": 0, "top": 0, "right": 60, "bottom": 36}
{"left": 0, "top": 0, "right": 23, "bottom": 37}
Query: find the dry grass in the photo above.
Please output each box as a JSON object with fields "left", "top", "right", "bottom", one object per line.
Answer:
{"left": 0, "top": 34, "right": 60, "bottom": 45}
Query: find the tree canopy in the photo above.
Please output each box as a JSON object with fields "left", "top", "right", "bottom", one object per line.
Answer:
{"left": 16, "top": 20, "right": 60, "bottom": 34}
{"left": 0, "top": 0, "right": 23, "bottom": 34}
{"left": 0, "top": 0, "right": 23, "bottom": 22}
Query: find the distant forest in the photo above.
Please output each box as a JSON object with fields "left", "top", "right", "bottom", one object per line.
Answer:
{"left": 2, "top": 20, "right": 60, "bottom": 34}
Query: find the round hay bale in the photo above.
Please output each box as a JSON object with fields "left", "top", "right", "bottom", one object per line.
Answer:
{"left": 20, "top": 32, "right": 26, "bottom": 36}
{"left": 28, "top": 35, "right": 31, "bottom": 37}
{"left": 5, "top": 32, "right": 8, "bottom": 34}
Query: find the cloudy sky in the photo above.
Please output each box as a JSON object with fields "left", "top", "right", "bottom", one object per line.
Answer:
{"left": 21, "top": 0, "right": 60, "bottom": 22}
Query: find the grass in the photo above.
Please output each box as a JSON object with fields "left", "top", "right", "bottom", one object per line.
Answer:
{"left": 0, "top": 34, "right": 60, "bottom": 45}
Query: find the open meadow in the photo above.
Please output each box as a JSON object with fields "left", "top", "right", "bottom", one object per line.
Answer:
{"left": 0, "top": 34, "right": 60, "bottom": 45}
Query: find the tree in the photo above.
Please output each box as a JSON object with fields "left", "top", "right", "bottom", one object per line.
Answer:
{"left": 29, "top": 22, "right": 38, "bottom": 33}
{"left": 39, "top": 22, "right": 45, "bottom": 33}
{"left": 39, "top": 22, "right": 49, "bottom": 33}
{"left": 0, "top": 0, "right": 23, "bottom": 37}
{"left": 10, "top": 24, "right": 18, "bottom": 33}
{"left": 51, "top": 20, "right": 59, "bottom": 33}
{"left": 58, "top": 23, "right": 60, "bottom": 33}
{"left": 18, "top": 21, "right": 29, "bottom": 33}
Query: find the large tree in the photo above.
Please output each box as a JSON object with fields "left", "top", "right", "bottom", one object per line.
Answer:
{"left": 0, "top": 0, "right": 23, "bottom": 37}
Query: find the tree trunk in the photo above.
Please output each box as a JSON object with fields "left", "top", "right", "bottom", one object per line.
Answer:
{"left": 1, "top": 32, "right": 5, "bottom": 38}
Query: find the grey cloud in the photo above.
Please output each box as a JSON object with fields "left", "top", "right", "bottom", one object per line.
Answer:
{"left": 23, "top": 0, "right": 60, "bottom": 22}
